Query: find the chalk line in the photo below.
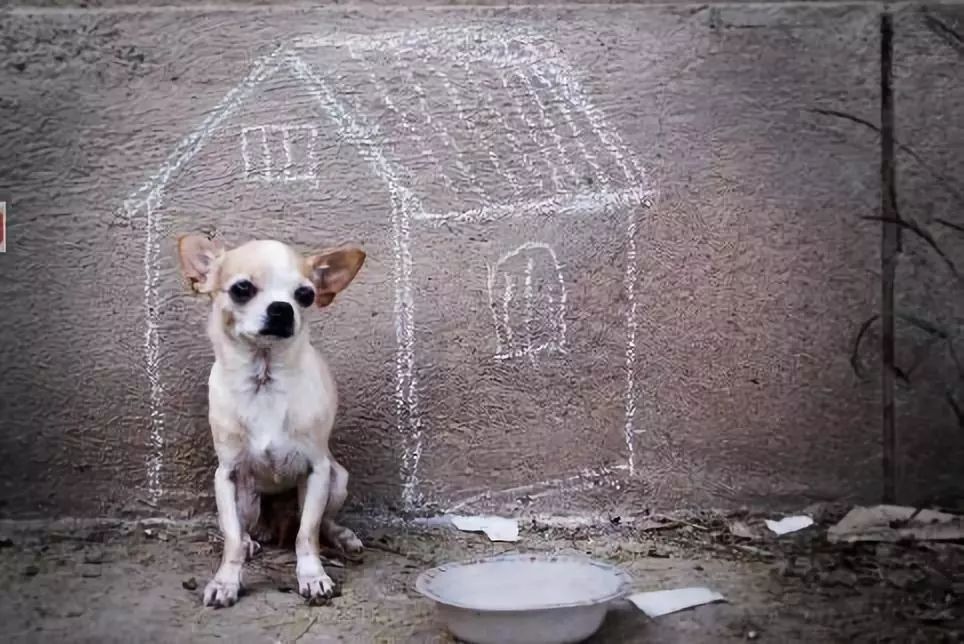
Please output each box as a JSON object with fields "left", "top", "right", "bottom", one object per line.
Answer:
{"left": 518, "top": 68, "right": 576, "bottom": 190}
{"left": 500, "top": 69, "right": 548, "bottom": 192}
{"left": 123, "top": 46, "right": 285, "bottom": 505}
{"left": 444, "top": 463, "right": 629, "bottom": 514}
{"left": 395, "top": 52, "right": 472, "bottom": 195}
{"left": 449, "top": 55, "right": 519, "bottom": 195}
{"left": 280, "top": 127, "right": 294, "bottom": 180}
{"left": 529, "top": 63, "right": 604, "bottom": 183}
{"left": 284, "top": 52, "right": 425, "bottom": 510}
{"left": 260, "top": 125, "right": 273, "bottom": 181}
{"left": 416, "top": 188, "right": 643, "bottom": 224}
{"left": 240, "top": 128, "right": 252, "bottom": 178}
{"left": 293, "top": 27, "right": 543, "bottom": 68}
{"left": 421, "top": 59, "right": 484, "bottom": 199}
{"left": 142, "top": 197, "right": 164, "bottom": 501}
{"left": 474, "top": 65, "right": 522, "bottom": 195}
{"left": 347, "top": 44, "right": 455, "bottom": 193}
{"left": 493, "top": 272, "right": 514, "bottom": 356}
{"left": 523, "top": 256, "right": 536, "bottom": 365}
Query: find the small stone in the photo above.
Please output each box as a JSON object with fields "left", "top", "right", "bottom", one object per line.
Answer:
{"left": 875, "top": 543, "right": 896, "bottom": 559}
{"left": 772, "top": 560, "right": 794, "bottom": 578}
{"left": 0, "top": 537, "right": 13, "bottom": 548}
{"left": 620, "top": 542, "right": 648, "bottom": 555}
{"left": 747, "top": 630, "right": 759, "bottom": 640}
{"left": 822, "top": 569, "right": 858, "bottom": 588}
{"left": 83, "top": 550, "right": 106, "bottom": 564}
{"left": 181, "top": 577, "right": 198, "bottom": 591}
{"left": 65, "top": 608, "right": 84, "bottom": 618}
{"left": 23, "top": 565, "right": 39, "bottom": 577}
{"left": 81, "top": 568, "right": 101, "bottom": 578}
{"left": 729, "top": 521, "right": 757, "bottom": 540}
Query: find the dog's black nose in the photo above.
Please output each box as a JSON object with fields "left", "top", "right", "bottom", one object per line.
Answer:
{"left": 267, "top": 301, "right": 293, "bottom": 321}
{"left": 260, "top": 301, "right": 295, "bottom": 338}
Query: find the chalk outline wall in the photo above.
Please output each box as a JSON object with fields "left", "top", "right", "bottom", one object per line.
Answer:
{"left": 121, "top": 24, "right": 652, "bottom": 512}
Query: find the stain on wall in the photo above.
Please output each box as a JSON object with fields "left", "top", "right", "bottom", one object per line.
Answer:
{"left": 0, "top": 2, "right": 959, "bottom": 519}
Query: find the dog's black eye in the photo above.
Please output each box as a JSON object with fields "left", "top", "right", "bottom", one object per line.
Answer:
{"left": 229, "top": 280, "right": 257, "bottom": 304}
{"left": 294, "top": 286, "right": 315, "bottom": 308}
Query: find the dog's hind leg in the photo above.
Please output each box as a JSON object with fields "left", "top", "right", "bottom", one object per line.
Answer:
{"left": 320, "top": 458, "right": 364, "bottom": 560}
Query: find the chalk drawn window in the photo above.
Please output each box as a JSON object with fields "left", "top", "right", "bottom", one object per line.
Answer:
{"left": 240, "top": 124, "right": 319, "bottom": 184}
{"left": 488, "top": 242, "right": 568, "bottom": 364}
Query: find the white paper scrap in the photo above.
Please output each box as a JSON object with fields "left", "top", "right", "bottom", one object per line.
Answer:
{"left": 628, "top": 587, "right": 726, "bottom": 618}
{"left": 764, "top": 515, "right": 814, "bottom": 535}
{"left": 449, "top": 515, "right": 520, "bottom": 542}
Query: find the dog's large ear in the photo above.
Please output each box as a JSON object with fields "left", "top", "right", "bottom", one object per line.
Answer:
{"left": 177, "top": 234, "right": 225, "bottom": 294}
{"left": 307, "top": 246, "right": 366, "bottom": 308}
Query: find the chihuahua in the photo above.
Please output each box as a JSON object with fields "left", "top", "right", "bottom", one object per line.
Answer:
{"left": 177, "top": 234, "right": 366, "bottom": 608}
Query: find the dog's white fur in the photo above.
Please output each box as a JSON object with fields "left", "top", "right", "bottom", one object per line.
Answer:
{"left": 177, "top": 234, "right": 366, "bottom": 608}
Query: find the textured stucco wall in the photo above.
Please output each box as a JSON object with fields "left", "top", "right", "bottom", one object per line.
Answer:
{"left": 0, "top": 2, "right": 961, "bottom": 519}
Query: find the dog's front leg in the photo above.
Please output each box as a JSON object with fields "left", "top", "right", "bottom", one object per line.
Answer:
{"left": 296, "top": 458, "right": 335, "bottom": 605}
{"left": 204, "top": 463, "right": 246, "bottom": 607}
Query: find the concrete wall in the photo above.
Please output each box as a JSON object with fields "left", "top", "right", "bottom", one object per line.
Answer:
{"left": 0, "top": 1, "right": 961, "bottom": 519}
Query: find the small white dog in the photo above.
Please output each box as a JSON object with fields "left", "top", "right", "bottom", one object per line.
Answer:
{"left": 177, "top": 233, "right": 366, "bottom": 608}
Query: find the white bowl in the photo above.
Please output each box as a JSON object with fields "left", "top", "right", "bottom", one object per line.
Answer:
{"left": 415, "top": 554, "right": 633, "bottom": 644}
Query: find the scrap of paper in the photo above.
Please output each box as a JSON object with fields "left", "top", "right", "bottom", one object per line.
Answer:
{"left": 628, "top": 587, "right": 726, "bottom": 618}
{"left": 765, "top": 515, "right": 814, "bottom": 535}
{"left": 449, "top": 515, "right": 520, "bottom": 542}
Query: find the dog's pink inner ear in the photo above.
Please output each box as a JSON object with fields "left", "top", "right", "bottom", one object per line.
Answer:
{"left": 177, "top": 234, "right": 224, "bottom": 292}
{"left": 308, "top": 246, "right": 366, "bottom": 307}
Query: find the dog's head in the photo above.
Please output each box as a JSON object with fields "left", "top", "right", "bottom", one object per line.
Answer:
{"left": 177, "top": 234, "right": 365, "bottom": 347}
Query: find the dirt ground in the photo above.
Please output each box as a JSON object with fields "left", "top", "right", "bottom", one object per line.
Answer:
{"left": 1, "top": 508, "right": 962, "bottom": 643}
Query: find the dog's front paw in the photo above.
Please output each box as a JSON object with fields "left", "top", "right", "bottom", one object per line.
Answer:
{"left": 203, "top": 568, "right": 242, "bottom": 608}
{"left": 297, "top": 558, "right": 337, "bottom": 606}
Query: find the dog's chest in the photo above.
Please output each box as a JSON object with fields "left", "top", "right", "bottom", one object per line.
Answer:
{"left": 235, "top": 390, "right": 310, "bottom": 493}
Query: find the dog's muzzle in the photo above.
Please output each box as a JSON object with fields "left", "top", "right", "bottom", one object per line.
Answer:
{"left": 260, "top": 301, "right": 295, "bottom": 338}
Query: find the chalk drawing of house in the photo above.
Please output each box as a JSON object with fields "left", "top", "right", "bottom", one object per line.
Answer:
{"left": 121, "top": 23, "right": 652, "bottom": 511}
